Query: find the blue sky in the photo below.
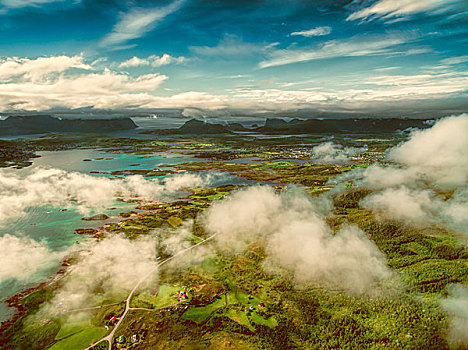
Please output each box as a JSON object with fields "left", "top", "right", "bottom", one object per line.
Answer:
{"left": 0, "top": 0, "right": 467, "bottom": 116}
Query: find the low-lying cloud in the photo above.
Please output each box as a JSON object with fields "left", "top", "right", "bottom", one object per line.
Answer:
{"left": 387, "top": 113, "right": 468, "bottom": 188}
{"left": 442, "top": 284, "right": 468, "bottom": 348}
{"left": 203, "top": 186, "right": 393, "bottom": 296}
{"left": 0, "top": 167, "right": 212, "bottom": 225}
{"left": 328, "top": 114, "right": 468, "bottom": 234}
{"left": 0, "top": 234, "right": 63, "bottom": 282}
{"left": 48, "top": 235, "right": 159, "bottom": 314}
{"left": 311, "top": 141, "right": 366, "bottom": 164}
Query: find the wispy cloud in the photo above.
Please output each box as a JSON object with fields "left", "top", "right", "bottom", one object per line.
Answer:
{"left": 99, "top": 0, "right": 185, "bottom": 50}
{"left": 441, "top": 55, "right": 468, "bottom": 66}
{"left": 291, "top": 26, "right": 332, "bottom": 37}
{"left": 190, "top": 34, "right": 267, "bottom": 57}
{"left": 0, "top": 0, "right": 65, "bottom": 10}
{"left": 119, "top": 54, "right": 186, "bottom": 68}
{"left": 347, "top": 0, "right": 460, "bottom": 22}
{"left": 260, "top": 32, "right": 417, "bottom": 68}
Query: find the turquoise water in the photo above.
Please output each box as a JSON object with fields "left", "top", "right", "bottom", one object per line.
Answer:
{"left": 31, "top": 149, "right": 199, "bottom": 176}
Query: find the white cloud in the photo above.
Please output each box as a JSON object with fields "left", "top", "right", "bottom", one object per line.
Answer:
{"left": 99, "top": 0, "right": 185, "bottom": 50}
{"left": 442, "top": 285, "right": 468, "bottom": 348}
{"left": 119, "top": 54, "right": 186, "bottom": 68}
{"left": 388, "top": 114, "right": 468, "bottom": 187}
{"left": 441, "top": 55, "right": 468, "bottom": 66}
{"left": 0, "top": 54, "right": 466, "bottom": 113}
{"left": 0, "top": 68, "right": 167, "bottom": 111}
{"left": 46, "top": 235, "right": 159, "bottom": 313}
{"left": 0, "top": 0, "right": 65, "bottom": 10}
{"left": 0, "top": 55, "right": 91, "bottom": 82}
{"left": 0, "top": 234, "right": 63, "bottom": 282}
{"left": 203, "top": 186, "right": 393, "bottom": 296}
{"left": 343, "top": 114, "right": 468, "bottom": 233}
{"left": 291, "top": 26, "right": 332, "bottom": 37}
{"left": 259, "top": 32, "right": 416, "bottom": 68}
{"left": 311, "top": 142, "right": 366, "bottom": 164}
{"left": 119, "top": 56, "right": 150, "bottom": 67}
{"left": 190, "top": 34, "right": 267, "bottom": 57}
{"left": 0, "top": 167, "right": 210, "bottom": 225}
{"left": 347, "top": 0, "right": 456, "bottom": 22}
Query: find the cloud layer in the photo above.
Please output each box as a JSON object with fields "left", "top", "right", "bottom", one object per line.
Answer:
{"left": 203, "top": 186, "right": 393, "bottom": 296}
{"left": 0, "top": 167, "right": 211, "bottom": 225}
{"left": 0, "top": 53, "right": 466, "bottom": 113}
{"left": 325, "top": 114, "right": 468, "bottom": 234}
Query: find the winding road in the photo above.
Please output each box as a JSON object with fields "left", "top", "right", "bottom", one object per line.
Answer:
{"left": 85, "top": 234, "right": 216, "bottom": 350}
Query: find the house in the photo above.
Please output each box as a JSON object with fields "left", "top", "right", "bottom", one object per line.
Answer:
{"left": 117, "top": 335, "right": 125, "bottom": 344}
{"left": 132, "top": 334, "right": 139, "bottom": 343}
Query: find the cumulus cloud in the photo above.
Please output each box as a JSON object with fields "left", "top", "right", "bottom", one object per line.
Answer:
{"left": 361, "top": 186, "right": 439, "bottom": 224}
{"left": 442, "top": 284, "right": 468, "bottom": 348}
{"left": 203, "top": 186, "right": 393, "bottom": 296}
{"left": 329, "top": 114, "right": 468, "bottom": 234}
{"left": 0, "top": 167, "right": 211, "bottom": 225}
{"left": 48, "top": 235, "right": 159, "bottom": 313}
{"left": 0, "top": 55, "right": 92, "bottom": 82}
{"left": 291, "top": 26, "right": 331, "bottom": 37}
{"left": 0, "top": 68, "right": 167, "bottom": 111}
{"left": 361, "top": 185, "right": 468, "bottom": 232}
{"left": 387, "top": 114, "right": 468, "bottom": 187}
{"left": 119, "top": 54, "right": 186, "bottom": 68}
{"left": 118, "top": 56, "right": 149, "bottom": 68}
{"left": 0, "top": 234, "right": 64, "bottom": 282}
{"left": 99, "top": 0, "right": 185, "bottom": 50}
{"left": 311, "top": 141, "right": 366, "bottom": 164}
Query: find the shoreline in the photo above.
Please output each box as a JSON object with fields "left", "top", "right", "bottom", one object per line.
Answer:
{"left": 0, "top": 194, "right": 170, "bottom": 335}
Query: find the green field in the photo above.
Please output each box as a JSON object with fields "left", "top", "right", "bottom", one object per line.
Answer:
{"left": 48, "top": 327, "right": 107, "bottom": 350}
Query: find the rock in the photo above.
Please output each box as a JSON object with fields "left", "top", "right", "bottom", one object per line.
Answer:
{"left": 74, "top": 228, "right": 98, "bottom": 235}
{"left": 82, "top": 214, "right": 109, "bottom": 221}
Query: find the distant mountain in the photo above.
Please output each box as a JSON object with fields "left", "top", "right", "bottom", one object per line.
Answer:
{"left": 140, "top": 117, "right": 433, "bottom": 136}
{"left": 255, "top": 118, "right": 432, "bottom": 134}
{"left": 0, "top": 115, "right": 137, "bottom": 136}
{"left": 141, "top": 118, "right": 233, "bottom": 135}
{"left": 178, "top": 119, "right": 230, "bottom": 134}
{"left": 226, "top": 122, "right": 249, "bottom": 131}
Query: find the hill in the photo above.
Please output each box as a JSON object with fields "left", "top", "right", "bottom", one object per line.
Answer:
{"left": 141, "top": 119, "right": 233, "bottom": 135}
{"left": 256, "top": 118, "right": 431, "bottom": 133}
{"left": 0, "top": 115, "right": 137, "bottom": 136}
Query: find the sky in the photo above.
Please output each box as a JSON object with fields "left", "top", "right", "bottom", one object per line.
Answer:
{"left": 0, "top": 0, "right": 467, "bottom": 117}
